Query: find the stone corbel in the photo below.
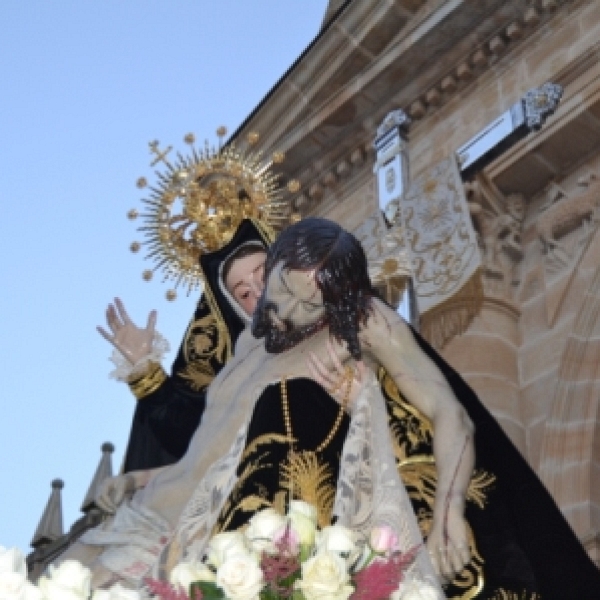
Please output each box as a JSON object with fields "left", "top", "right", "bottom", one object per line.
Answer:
{"left": 466, "top": 175, "right": 526, "bottom": 297}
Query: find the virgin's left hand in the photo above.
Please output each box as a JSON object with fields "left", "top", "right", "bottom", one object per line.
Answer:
{"left": 426, "top": 503, "right": 470, "bottom": 583}
{"left": 307, "top": 341, "right": 366, "bottom": 410}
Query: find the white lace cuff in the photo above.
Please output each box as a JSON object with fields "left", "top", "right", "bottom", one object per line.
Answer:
{"left": 109, "top": 332, "right": 170, "bottom": 382}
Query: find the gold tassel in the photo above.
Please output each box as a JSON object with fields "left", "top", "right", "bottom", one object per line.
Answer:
{"left": 420, "top": 270, "right": 483, "bottom": 350}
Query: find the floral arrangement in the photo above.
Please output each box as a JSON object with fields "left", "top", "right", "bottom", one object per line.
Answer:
{"left": 156, "top": 501, "right": 437, "bottom": 600}
{"left": 0, "top": 502, "right": 438, "bottom": 600}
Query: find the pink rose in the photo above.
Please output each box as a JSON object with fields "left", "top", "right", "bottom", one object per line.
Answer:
{"left": 369, "top": 526, "right": 399, "bottom": 554}
{"left": 272, "top": 524, "right": 300, "bottom": 555}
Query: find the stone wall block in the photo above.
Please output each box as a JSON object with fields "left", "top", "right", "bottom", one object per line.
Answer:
{"left": 520, "top": 369, "right": 559, "bottom": 428}
{"left": 519, "top": 320, "right": 571, "bottom": 385}
{"left": 442, "top": 332, "right": 518, "bottom": 382}
{"left": 520, "top": 293, "right": 549, "bottom": 337}
{"left": 563, "top": 337, "right": 600, "bottom": 383}
{"left": 525, "top": 19, "right": 580, "bottom": 78}
{"left": 578, "top": 1, "right": 600, "bottom": 37}
{"left": 483, "top": 301, "right": 520, "bottom": 345}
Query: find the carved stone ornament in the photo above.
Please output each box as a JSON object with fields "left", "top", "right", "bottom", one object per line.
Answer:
{"left": 466, "top": 176, "right": 525, "bottom": 300}
{"left": 536, "top": 174, "right": 600, "bottom": 277}
{"left": 523, "top": 82, "right": 563, "bottom": 131}
{"left": 375, "top": 109, "right": 411, "bottom": 139}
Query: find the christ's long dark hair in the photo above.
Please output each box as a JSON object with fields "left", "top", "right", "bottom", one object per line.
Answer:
{"left": 252, "top": 218, "right": 375, "bottom": 359}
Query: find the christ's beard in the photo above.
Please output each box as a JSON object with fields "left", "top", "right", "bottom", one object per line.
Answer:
{"left": 253, "top": 301, "right": 328, "bottom": 354}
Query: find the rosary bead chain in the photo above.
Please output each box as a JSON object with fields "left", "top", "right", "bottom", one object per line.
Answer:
{"left": 280, "top": 372, "right": 352, "bottom": 455}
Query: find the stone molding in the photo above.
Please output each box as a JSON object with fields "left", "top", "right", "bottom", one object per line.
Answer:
{"left": 235, "top": 0, "right": 578, "bottom": 216}
{"left": 407, "top": 1, "right": 574, "bottom": 123}
{"left": 538, "top": 228, "right": 600, "bottom": 543}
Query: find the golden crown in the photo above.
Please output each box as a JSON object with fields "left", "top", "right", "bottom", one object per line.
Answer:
{"left": 128, "top": 129, "right": 300, "bottom": 300}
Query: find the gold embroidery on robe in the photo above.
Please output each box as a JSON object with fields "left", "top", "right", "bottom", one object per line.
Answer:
{"left": 490, "top": 591, "right": 540, "bottom": 600}
{"left": 241, "top": 433, "right": 292, "bottom": 463}
{"left": 280, "top": 450, "right": 336, "bottom": 528}
{"left": 179, "top": 300, "right": 230, "bottom": 392}
{"left": 215, "top": 452, "right": 273, "bottom": 533}
{"left": 179, "top": 360, "right": 215, "bottom": 392}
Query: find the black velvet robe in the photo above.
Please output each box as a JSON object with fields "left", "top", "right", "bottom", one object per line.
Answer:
{"left": 216, "top": 378, "right": 350, "bottom": 533}
{"left": 122, "top": 219, "right": 272, "bottom": 473}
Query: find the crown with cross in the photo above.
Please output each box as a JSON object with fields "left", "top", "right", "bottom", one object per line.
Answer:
{"left": 127, "top": 128, "right": 300, "bottom": 300}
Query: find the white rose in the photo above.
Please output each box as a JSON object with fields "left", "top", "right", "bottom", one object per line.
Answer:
{"left": 206, "top": 532, "right": 250, "bottom": 568}
{"left": 391, "top": 577, "right": 439, "bottom": 600}
{"left": 216, "top": 554, "right": 264, "bottom": 600}
{"left": 245, "top": 509, "right": 287, "bottom": 554}
{"left": 170, "top": 561, "right": 216, "bottom": 591}
{"left": 0, "top": 547, "right": 26, "bottom": 577}
{"left": 38, "top": 560, "right": 91, "bottom": 600}
{"left": 288, "top": 512, "right": 316, "bottom": 547}
{"left": 91, "top": 583, "right": 143, "bottom": 600}
{"left": 295, "top": 551, "right": 354, "bottom": 600}
{"left": 0, "top": 572, "right": 43, "bottom": 600}
{"left": 287, "top": 501, "right": 317, "bottom": 525}
{"left": 316, "top": 525, "right": 360, "bottom": 565}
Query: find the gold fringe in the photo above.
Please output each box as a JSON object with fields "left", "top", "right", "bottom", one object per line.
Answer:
{"left": 420, "top": 269, "right": 483, "bottom": 350}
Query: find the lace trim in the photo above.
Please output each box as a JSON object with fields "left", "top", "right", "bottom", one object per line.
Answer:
{"left": 80, "top": 498, "right": 172, "bottom": 585}
{"left": 333, "top": 375, "right": 443, "bottom": 595}
{"left": 175, "top": 422, "right": 250, "bottom": 563}
{"left": 108, "top": 332, "right": 170, "bottom": 382}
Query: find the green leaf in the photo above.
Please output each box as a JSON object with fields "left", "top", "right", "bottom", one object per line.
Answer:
{"left": 260, "top": 588, "right": 280, "bottom": 600}
{"left": 291, "top": 589, "right": 306, "bottom": 600}
{"left": 279, "top": 570, "right": 301, "bottom": 588}
{"left": 299, "top": 544, "right": 312, "bottom": 563}
{"left": 191, "top": 581, "right": 225, "bottom": 600}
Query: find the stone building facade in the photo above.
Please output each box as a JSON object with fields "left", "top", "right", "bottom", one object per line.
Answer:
{"left": 232, "top": 0, "right": 600, "bottom": 562}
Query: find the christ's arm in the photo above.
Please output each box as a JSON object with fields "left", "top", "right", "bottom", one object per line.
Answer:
{"left": 361, "top": 298, "right": 474, "bottom": 582}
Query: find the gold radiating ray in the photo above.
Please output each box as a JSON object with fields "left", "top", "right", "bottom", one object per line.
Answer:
{"left": 131, "top": 132, "right": 301, "bottom": 296}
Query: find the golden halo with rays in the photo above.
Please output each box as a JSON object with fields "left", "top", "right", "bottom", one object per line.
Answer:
{"left": 129, "top": 131, "right": 298, "bottom": 298}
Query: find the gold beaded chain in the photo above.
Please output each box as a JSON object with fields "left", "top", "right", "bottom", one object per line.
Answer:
{"left": 280, "top": 370, "right": 352, "bottom": 455}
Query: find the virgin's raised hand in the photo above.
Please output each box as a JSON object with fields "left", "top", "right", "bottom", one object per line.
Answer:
{"left": 97, "top": 298, "right": 157, "bottom": 365}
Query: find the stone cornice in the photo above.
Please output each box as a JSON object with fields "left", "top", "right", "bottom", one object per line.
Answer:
{"left": 486, "top": 40, "right": 600, "bottom": 184}
{"left": 405, "top": 0, "right": 574, "bottom": 123}
{"left": 234, "top": 0, "right": 576, "bottom": 210}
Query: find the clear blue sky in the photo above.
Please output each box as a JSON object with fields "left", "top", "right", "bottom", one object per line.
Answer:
{"left": 0, "top": 0, "right": 327, "bottom": 554}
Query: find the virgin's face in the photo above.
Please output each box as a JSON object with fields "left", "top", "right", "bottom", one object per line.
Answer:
{"left": 224, "top": 251, "right": 267, "bottom": 316}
